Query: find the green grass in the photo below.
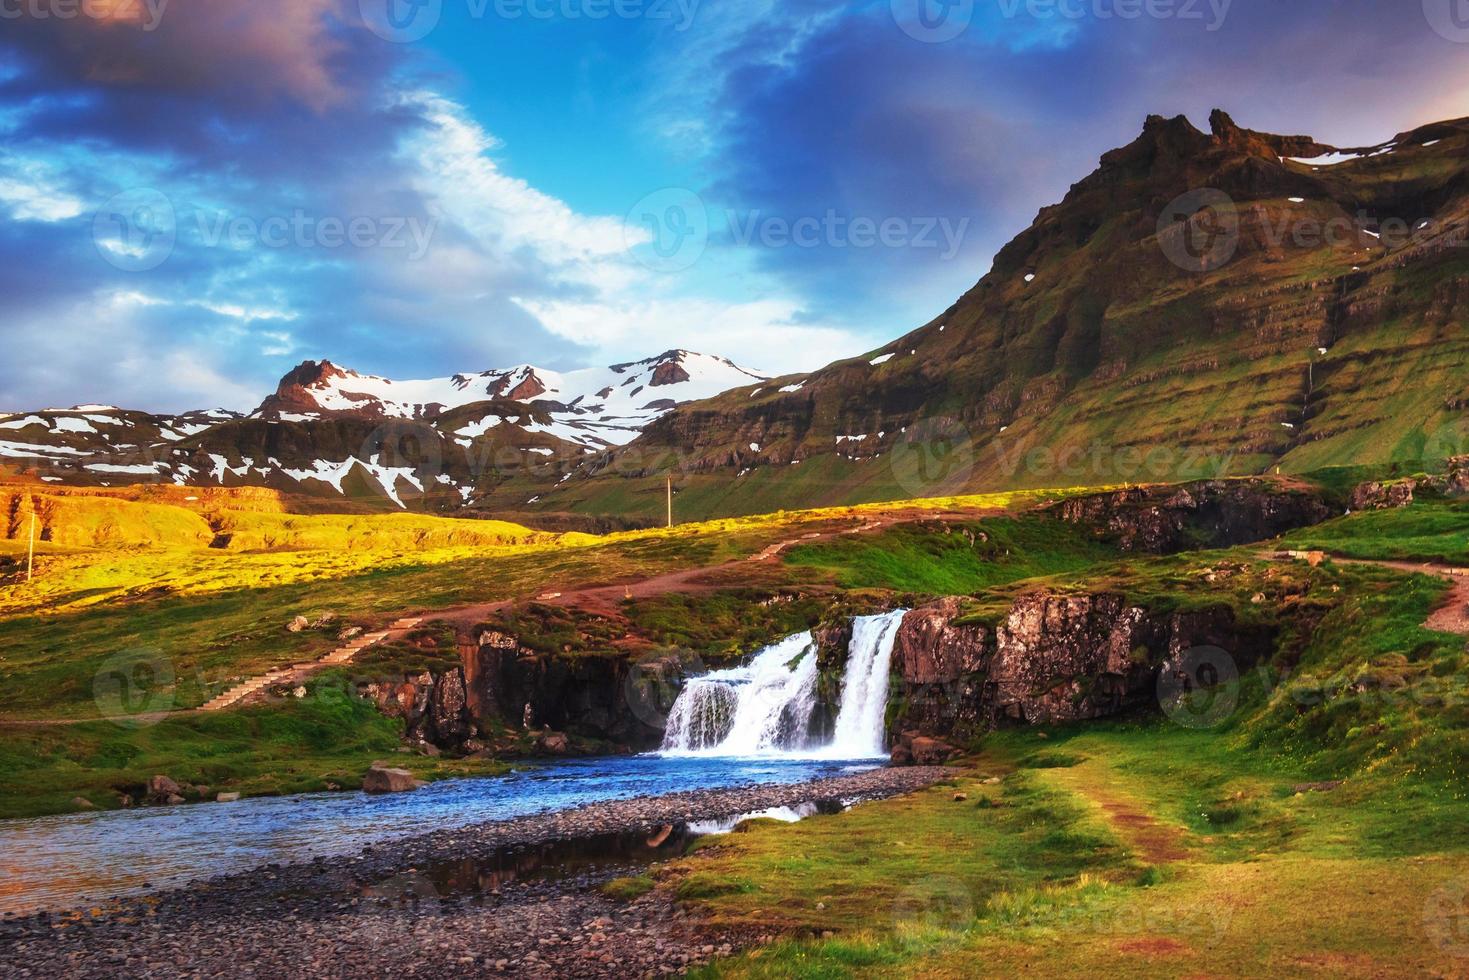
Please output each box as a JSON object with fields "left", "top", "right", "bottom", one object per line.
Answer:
{"left": 782, "top": 516, "right": 1119, "bottom": 595}
{"left": 683, "top": 720, "right": 1469, "bottom": 978}
{"left": 1282, "top": 498, "right": 1469, "bottom": 563}
{"left": 0, "top": 679, "right": 509, "bottom": 818}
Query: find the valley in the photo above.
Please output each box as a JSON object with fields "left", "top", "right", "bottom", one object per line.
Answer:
{"left": 2, "top": 464, "right": 1467, "bottom": 976}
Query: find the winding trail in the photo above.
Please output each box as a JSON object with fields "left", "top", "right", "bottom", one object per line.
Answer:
{"left": 1272, "top": 549, "right": 1469, "bottom": 635}
{"left": 2, "top": 508, "right": 980, "bottom": 726}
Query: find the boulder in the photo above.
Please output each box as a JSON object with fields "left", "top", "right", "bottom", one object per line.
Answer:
{"left": 286, "top": 615, "right": 310, "bottom": 633}
{"left": 538, "top": 731, "right": 571, "bottom": 754}
{"left": 146, "top": 775, "right": 182, "bottom": 804}
{"left": 362, "top": 765, "right": 425, "bottom": 794}
{"left": 910, "top": 737, "right": 959, "bottom": 765}
{"left": 72, "top": 796, "right": 97, "bottom": 810}
{"left": 216, "top": 792, "right": 241, "bottom": 803}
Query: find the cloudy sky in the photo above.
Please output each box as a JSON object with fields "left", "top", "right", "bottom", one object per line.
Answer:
{"left": 1, "top": 0, "right": 1464, "bottom": 411}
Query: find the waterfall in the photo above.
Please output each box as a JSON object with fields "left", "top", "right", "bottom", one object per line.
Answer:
{"left": 660, "top": 632, "right": 819, "bottom": 756}
{"left": 659, "top": 610, "right": 907, "bottom": 759}
{"left": 826, "top": 611, "right": 906, "bottom": 758}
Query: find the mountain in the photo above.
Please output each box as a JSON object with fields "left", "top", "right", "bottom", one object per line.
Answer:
{"left": 0, "top": 351, "right": 765, "bottom": 516}
{"left": 541, "top": 110, "right": 1469, "bottom": 520}
{"left": 253, "top": 352, "right": 765, "bottom": 448}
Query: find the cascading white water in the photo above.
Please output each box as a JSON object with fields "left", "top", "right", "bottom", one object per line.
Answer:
{"left": 826, "top": 610, "right": 906, "bottom": 758}
{"left": 659, "top": 610, "right": 907, "bottom": 759}
{"left": 661, "top": 632, "right": 819, "bottom": 755}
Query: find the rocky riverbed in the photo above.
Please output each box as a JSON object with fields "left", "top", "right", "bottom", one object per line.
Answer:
{"left": 0, "top": 766, "right": 949, "bottom": 978}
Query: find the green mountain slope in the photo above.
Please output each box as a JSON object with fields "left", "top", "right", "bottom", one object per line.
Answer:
{"left": 544, "top": 111, "right": 1469, "bottom": 520}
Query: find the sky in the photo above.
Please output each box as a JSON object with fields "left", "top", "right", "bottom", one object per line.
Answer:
{"left": 1, "top": 0, "right": 1465, "bottom": 412}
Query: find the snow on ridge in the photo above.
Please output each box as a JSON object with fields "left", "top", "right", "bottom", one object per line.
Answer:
{"left": 278, "top": 350, "right": 768, "bottom": 449}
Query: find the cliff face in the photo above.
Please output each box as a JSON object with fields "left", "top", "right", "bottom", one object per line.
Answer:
{"left": 889, "top": 590, "right": 1277, "bottom": 743}
{"left": 362, "top": 630, "right": 679, "bottom": 755}
{"left": 1044, "top": 479, "right": 1334, "bottom": 553}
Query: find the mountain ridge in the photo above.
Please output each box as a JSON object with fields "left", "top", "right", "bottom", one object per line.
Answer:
{"left": 537, "top": 109, "right": 1469, "bottom": 520}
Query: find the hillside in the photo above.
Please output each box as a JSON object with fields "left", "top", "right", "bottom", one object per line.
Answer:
{"left": 542, "top": 111, "right": 1469, "bottom": 520}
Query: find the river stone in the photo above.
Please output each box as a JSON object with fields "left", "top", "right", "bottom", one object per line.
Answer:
{"left": 362, "top": 766, "right": 425, "bottom": 794}
{"left": 147, "top": 775, "right": 182, "bottom": 804}
{"left": 216, "top": 792, "right": 241, "bottom": 803}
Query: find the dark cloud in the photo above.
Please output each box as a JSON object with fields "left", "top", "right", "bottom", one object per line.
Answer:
{"left": 699, "top": 0, "right": 1466, "bottom": 321}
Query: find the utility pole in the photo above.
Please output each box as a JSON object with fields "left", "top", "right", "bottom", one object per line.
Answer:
{"left": 26, "top": 508, "right": 36, "bottom": 583}
{"left": 666, "top": 475, "right": 673, "bottom": 529}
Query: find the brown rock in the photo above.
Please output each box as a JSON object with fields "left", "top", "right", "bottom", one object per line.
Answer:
{"left": 362, "top": 765, "right": 426, "bottom": 794}
{"left": 146, "top": 775, "right": 182, "bottom": 804}
{"left": 909, "top": 737, "right": 958, "bottom": 765}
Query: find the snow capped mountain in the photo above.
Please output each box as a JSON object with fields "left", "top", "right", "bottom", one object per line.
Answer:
{"left": 254, "top": 350, "right": 767, "bottom": 449}
{"left": 0, "top": 350, "right": 765, "bottom": 510}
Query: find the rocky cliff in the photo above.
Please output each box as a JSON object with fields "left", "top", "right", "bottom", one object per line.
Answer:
{"left": 888, "top": 589, "right": 1278, "bottom": 744}
{"left": 361, "top": 629, "right": 686, "bottom": 756}
{"left": 1043, "top": 478, "right": 1334, "bottom": 553}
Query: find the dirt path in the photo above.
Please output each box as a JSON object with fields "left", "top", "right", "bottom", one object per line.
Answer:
{"left": 3, "top": 509, "right": 974, "bottom": 727}
{"left": 1271, "top": 550, "right": 1469, "bottom": 636}
{"left": 1047, "top": 764, "right": 1191, "bottom": 864}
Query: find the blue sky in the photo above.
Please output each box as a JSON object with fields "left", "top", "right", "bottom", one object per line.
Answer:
{"left": 1, "top": 0, "right": 1465, "bottom": 411}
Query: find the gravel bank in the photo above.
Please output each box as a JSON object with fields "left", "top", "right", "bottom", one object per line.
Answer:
{"left": 0, "top": 766, "right": 950, "bottom": 978}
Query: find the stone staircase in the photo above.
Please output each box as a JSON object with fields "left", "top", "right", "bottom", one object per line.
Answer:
{"left": 200, "top": 617, "right": 423, "bottom": 712}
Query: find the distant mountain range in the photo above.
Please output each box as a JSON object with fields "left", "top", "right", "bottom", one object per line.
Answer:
{"left": 9, "top": 110, "right": 1468, "bottom": 523}
{"left": 0, "top": 351, "right": 766, "bottom": 513}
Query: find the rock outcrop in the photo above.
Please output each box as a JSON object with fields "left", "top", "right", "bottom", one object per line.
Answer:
{"left": 1044, "top": 479, "right": 1333, "bottom": 553}
{"left": 362, "top": 764, "right": 425, "bottom": 794}
{"left": 888, "top": 590, "right": 1277, "bottom": 745}
{"left": 1350, "top": 457, "right": 1468, "bottom": 510}
{"left": 361, "top": 630, "right": 683, "bottom": 756}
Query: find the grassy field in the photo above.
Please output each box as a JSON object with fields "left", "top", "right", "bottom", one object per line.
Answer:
{"left": 1283, "top": 498, "right": 1469, "bottom": 564}
{"left": 669, "top": 722, "right": 1469, "bottom": 977}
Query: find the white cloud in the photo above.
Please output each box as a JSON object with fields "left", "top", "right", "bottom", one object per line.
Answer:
{"left": 513, "top": 295, "right": 861, "bottom": 375}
